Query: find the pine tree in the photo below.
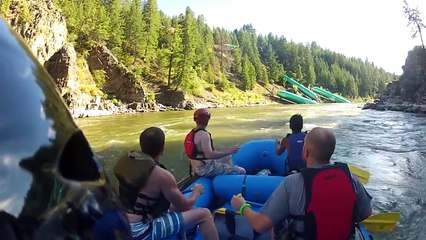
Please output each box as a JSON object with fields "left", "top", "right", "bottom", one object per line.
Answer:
{"left": 0, "top": 0, "right": 12, "bottom": 17}
{"left": 194, "top": 15, "right": 214, "bottom": 72}
{"left": 158, "top": 16, "right": 183, "bottom": 86}
{"left": 54, "top": 0, "right": 79, "bottom": 42}
{"left": 122, "top": 0, "right": 145, "bottom": 65}
{"left": 141, "top": 0, "right": 161, "bottom": 70}
{"left": 74, "top": 0, "right": 110, "bottom": 49}
{"left": 177, "top": 7, "right": 197, "bottom": 89}
{"left": 242, "top": 55, "right": 256, "bottom": 90}
{"left": 233, "top": 48, "right": 243, "bottom": 75}
{"left": 105, "top": 0, "right": 124, "bottom": 55}
{"left": 403, "top": 0, "right": 425, "bottom": 49}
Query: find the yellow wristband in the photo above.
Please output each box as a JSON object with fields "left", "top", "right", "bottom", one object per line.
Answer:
{"left": 239, "top": 203, "right": 252, "bottom": 214}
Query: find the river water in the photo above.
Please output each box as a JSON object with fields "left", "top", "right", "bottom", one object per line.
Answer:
{"left": 76, "top": 103, "right": 426, "bottom": 239}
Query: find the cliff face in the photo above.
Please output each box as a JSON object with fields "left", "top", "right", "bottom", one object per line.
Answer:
{"left": 5, "top": 0, "right": 67, "bottom": 64}
{"left": 86, "top": 46, "right": 146, "bottom": 103}
{"left": 44, "top": 43, "right": 78, "bottom": 95}
{"left": 364, "top": 47, "right": 426, "bottom": 113}
{"left": 399, "top": 47, "right": 426, "bottom": 104}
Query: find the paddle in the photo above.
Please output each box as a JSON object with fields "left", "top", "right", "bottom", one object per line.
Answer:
{"left": 349, "top": 165, "right": 370, "bottom": 185}
{"left": 361, "top": 212, "right": 400, "bottom": 233}
{"left": 216, "top": 208, "right": 400, "bottom": 234}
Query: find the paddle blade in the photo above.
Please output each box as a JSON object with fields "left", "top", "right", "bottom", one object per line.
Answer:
{"left": 215, "top": 208, "right": 228, "bottom": 215}
{"left": 362, "top": 212, "right": 400, "bottom": 233}
{"left": 349, "top": 165, "right": 370, "bottom": 185}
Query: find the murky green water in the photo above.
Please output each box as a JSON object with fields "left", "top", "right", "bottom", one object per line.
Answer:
{"left": 76, "top": 103, "right": 426, "bottom": 239}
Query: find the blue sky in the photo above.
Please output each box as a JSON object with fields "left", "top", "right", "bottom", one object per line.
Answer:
{"left": 157, "top": 0, "right": 426, "bottom": 75}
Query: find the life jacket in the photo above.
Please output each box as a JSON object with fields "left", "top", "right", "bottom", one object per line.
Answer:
{"left": 184, "top": 128, "right": 214, "bottom": 160}
{"left": 287, "top": 132, "right": 307, "bottom": 172}
{"left": 290, "top": 163, "right": 356, "bottom": 240}
{"left": 113, "top": 151, "right": 170, "bottom": 218}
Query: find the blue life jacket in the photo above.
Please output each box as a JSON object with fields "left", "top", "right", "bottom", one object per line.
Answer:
{"left": 288, "top": 132, "right": 307, "bottom": 172}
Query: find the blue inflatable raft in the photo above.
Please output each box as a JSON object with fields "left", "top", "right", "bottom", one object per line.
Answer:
{"left": 179, "top": 139, "right": 373, "bottom": 240}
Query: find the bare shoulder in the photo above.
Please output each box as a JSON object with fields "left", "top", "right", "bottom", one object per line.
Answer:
{"left": 151, "top": 166, "right": 176, "bottom": 185}
{"left": 196, "top": 129, "right": 210, "bottom": 137}
{"left": 194, "top": 130, "right": 210, "bottom": 142}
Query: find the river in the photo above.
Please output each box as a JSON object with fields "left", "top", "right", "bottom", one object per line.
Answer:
{"left": 76, "top": 103, "right": 426, "bottom": 239}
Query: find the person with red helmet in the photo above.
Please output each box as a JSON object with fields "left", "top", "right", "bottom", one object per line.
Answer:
{"left": 184, "top": 108, "right": 246, "bottom": 177}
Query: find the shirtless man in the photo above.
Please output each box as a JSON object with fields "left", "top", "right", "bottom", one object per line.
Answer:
{"left": 114, "top": 127, "right": 219, "bottom": 240}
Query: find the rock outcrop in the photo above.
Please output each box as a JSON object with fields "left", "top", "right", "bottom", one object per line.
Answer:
{"left": 4, "top": 0, "right": 67, "bottom": 64}
{"left": 44, "top": 44, "right": 93, "bottom": 116}
{"left": 399, "top": 47, "right": 426, "bottom": 104}
{"left": 155, "top": 86, "right": 193, "bottom": 110}
{"left": 363, "top": 47, "right": 426, "bottom": 114}
{"left": 44, "top": 43, "right": 78, "bottom": 95}
{"left": 44, "top": 44, "right": 136, "bottom": 118}
{"left": 86, "top": 46, "right": 146, "bottom": 104}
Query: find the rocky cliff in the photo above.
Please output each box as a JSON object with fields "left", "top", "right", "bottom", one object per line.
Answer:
{"left": 86, "top": 46, "right": 146, "bottom": 104}
{"left": 4, "top": 0, "right": 67, "bottom": 64}
{"left": 363, "top": 47, "right": 426, "bottom": 114}
{"left": 2, "top": 0, "right": 151, "bottom": 117}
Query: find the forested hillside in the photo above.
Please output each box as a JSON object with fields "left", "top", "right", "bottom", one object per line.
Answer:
{"left": 1, "top": 0, "right": 397, "bottom": 100}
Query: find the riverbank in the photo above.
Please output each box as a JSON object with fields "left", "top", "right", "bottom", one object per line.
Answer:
{"left": 71, "top": 98, "right": 275, "bottom": 118}
{"left": 363, "top": 100, "right": 426, "bottom": 114}
{"left": 71, "top": 81, "right": 284, "bottom": 118}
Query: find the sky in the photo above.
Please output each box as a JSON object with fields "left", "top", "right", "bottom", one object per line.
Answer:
{"left": 157, "top": 0, "right": 426, "bottom": 75}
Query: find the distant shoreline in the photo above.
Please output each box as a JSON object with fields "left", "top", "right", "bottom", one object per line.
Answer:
{"left": 362, "top": 101, "right": 426, "bottom": 114}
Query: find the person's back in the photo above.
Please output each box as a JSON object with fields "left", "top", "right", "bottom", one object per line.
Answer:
{"left": 232, "top": 127, "right": 372, "bottom": 240}
{"left": 269, "top": 163, "right": 364, "bottom": 239}
{"left": 115, "top": 127, "right": 219, "bottom": 240}
{"left": 287, "top": 132, "right": 306, "bottom": 172}
{"left": 276, "top": 114, "right": 307, "bottom": 174}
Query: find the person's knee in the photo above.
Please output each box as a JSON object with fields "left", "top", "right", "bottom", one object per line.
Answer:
{"left": 196, "top": 208, "right": 214, "bottom": 222}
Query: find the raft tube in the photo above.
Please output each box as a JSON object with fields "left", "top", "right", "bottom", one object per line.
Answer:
{"left": 312, "top": 86, "right": 350, "bottom": 103}
{"left": 277, "top": 90, "right": 318, "bottom": 104}
{"left": 284, "top": 75, "right": 318, "bottom": 100}
{"left": 231, "top": 139, "right": 287, "bottom": 175}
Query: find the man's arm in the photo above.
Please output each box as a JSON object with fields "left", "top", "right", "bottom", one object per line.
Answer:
{"left": 199, "top": 131, "right": 237, "bottom": 159}
{"left": 231, "top": 178, "right": 290, "bottom": 233}
{"left": 241, "top": 208, "right": 274, "bottom": 233}
{"left": 276, "top": 137, "right": 289, "bottom": 155}
{"left": 352, "top": 176, "right": 373, "bottom": 222}
{"left": 160, "top": 170, "right": 202, "bottom": 211}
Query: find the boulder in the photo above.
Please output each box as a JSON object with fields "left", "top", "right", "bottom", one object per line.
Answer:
{"left": 86, "top": 45, "right": 146, "bottom": 104}
{"left": 44, "top": 43, "right": 77, "bottom": 94}
{"left": 155, "top": 86, "right": 191, "bottom": 109}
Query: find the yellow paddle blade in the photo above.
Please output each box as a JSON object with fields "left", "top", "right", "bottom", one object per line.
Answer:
{"left": 215, "top": 208, "right": 229, "bottom": 215}
{"left": 349, "top": 165, "right": 370, "bottom": 185}
{"left": 362, "top": 212, "right": 400, "bottom": 233}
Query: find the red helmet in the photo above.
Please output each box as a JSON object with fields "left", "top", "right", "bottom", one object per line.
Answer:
{"left": 194, "top": 108, "right": 211, "bottom": 126}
